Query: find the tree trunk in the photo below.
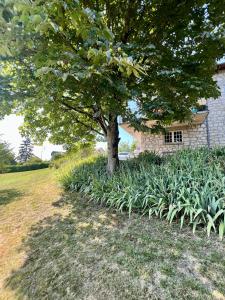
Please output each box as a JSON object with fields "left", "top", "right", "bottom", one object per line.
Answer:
{"left": 107, "top": 115, "right": 120, "bottom": 175}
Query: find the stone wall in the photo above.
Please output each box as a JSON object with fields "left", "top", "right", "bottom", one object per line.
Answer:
{"left": 141, "top": 123, "right": 208, "bottom": 154}
{"left": 207, "top": 70, "right": 225, "bottom": 147}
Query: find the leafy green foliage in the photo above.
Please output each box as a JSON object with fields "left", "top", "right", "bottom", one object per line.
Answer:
{"left": 118, "top": 141, "right": 137, "bottom": 152}
{"left": 119, "top": 141, "right": 131, "bottom": 152}
{"left": 51, "top": 144, "right": 96, "bottom": 170}
{"left": 0, "top": 138, "right": 16, "bottom": 172}
{"left": 0, "top": 0, "right": 143, "bottom": 145}
{"left": 26, "top": 156, "right": 43, "bottom": 164}
{"left": 2, "top": 162, "right": 49, "bottom": 173}
{"left": 63, "top": 140, "right": 95, "bottom": 155}
{"left": 61, "top": 148, "right": 225, "bottom": 239}
{"left": 0, "top": 0, "right": 225, "bottom": 162}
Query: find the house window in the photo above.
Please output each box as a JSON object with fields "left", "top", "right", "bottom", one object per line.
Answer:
{"left": 165, "top": 132, "right": 172, "bottom": 143}
{"left": 174, "top": 131, "right": 182, "bottom": 143}
{"left": 165, "top": 131, "right": 182, "bottom": 144}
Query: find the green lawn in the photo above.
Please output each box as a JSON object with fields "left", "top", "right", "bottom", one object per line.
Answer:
{"left": 0, "top": 169, "right": 64, "bottom": 300}
{"left": 1, "top": 169, "right": 225, "bottom": 299}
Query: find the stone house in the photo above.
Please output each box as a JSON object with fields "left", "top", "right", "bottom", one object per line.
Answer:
{"left": 120, "top": 63, "right": 225, "bottom": 154}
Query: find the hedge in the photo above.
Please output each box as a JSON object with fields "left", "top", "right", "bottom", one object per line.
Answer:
{"left": 1, "top": 162, "right": 49, "bottom": 173}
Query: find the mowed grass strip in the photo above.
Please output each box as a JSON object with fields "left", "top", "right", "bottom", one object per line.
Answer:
{"left": 0, "top": 169, "right": 65, "bottom": 300}
{"left": 4, "top": 192, "right": 225, "bottom": 300}
{"left": 1, "top": 168, "right": 225, "bottom": 299}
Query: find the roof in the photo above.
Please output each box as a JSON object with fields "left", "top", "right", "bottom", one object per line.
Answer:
{"left": 145, "top": 111, "right": 209, "bottom": 129}
{"left": 120, "top": 111, "right": 209, "bottom": 133}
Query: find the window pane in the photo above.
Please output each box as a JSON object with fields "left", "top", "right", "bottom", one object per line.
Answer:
{"left": 165, "top": 132, "right": 172, "bottom": 143}
{"left": 174, "top": 131, "right": 182, "bottom": 143}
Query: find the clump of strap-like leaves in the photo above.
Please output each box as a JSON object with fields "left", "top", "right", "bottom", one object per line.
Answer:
{"left": 61, "top": 148, "right": 225, "bottom": 240}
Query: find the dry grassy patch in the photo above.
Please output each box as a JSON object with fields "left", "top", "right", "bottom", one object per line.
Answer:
{"left": 4, "top": 191, "right": 225, "bottom": 300}
{"left": 0, "top": 169, "right": 67, "bottom": 300}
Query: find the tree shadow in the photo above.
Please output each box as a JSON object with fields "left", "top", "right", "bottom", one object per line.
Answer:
{"left": 0, "top": 189, "right": 23, "bottom": 206}
{"left": 5, "top": 194, "right": 128, "bottom": 299}
{"left": 5, "top": 193, "right": 225, "bottom": 299}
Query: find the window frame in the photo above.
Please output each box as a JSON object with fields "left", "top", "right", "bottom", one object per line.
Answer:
{"left": 164, "top": 130, "right": 183, "bottom": 144}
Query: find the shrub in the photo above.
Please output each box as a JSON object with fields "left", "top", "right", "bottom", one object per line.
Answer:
{"left": 61, "top": 148, "right": 225, "bottom": 239}
{"left": 26, "top": 156, "right": 43, "bottom": 164}
{"left": 59, "top": 155, "right": 101, "bottom": 189}
{"left": 2, "top": 162, "right": 49, "bottom": 173}
{"left": 50, "top": 147, "right": 95, "bottom": 170}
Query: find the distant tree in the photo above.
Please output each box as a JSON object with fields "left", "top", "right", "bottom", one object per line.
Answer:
{"left": 0, "top": 139, "right": 15, "bottom": 172}
{"left": 26, "top": 156, "right": 43, "bottom": 164}
{"left": 130, "top": 141, "right": 137, "bottom": 152}
{"left": 119, "top": 142, "right": 131, "bottom": 152}
{"left": 63, "top": 140, "right": 95, "bottom": 153}
{"left": 18, "top": 137, "right": 33, "bottom": 163}
{"left": 119, "top": 141, "right": 137, "bottom": 152}
{"left": 1, "top": 1, "right": 225, "bottom": 173}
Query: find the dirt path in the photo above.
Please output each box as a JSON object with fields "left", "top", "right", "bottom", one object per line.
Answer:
{"left": 0, "top": 169, "right": 65, "bottom": 300}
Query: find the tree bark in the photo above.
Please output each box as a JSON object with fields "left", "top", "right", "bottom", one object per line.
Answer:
{"left": 107, "top": 115, "right": 120, "bottom": 175}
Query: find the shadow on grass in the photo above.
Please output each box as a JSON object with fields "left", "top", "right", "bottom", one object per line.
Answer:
{"left": 0, "top": 189, "right": 23, "bottom": 206}
{"left": 5, "top": 193, "right": 225, "bottom": 300}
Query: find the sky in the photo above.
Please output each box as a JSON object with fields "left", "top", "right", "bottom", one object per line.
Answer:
{"left": 0, "top": 114, "right": 133, "bottom": 160}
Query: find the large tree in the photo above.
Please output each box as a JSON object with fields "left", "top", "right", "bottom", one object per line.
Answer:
{"left": 0, "top": 0, "right": 225, "bottom": 173}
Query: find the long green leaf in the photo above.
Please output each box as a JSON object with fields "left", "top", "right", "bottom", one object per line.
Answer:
{"left": 219, "top": 222, "right": 225, "bottom": 241}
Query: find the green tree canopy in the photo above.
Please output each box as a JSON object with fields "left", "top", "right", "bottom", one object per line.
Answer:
{"left": 0, "top": 138, "right": 16, "bottom": 172}
{"left": 0, "top": 0, "right": 225, "bottom": 173}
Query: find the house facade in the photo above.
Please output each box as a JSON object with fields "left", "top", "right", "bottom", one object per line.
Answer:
{"left": 120, "top": 64, "right": 225, "bottom": 155}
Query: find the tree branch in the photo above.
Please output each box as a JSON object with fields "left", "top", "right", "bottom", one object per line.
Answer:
{"left": 62, "top": 97, "right": 108, "bottom": 136}
{"left": 63, "top": 107, "right": 104, "bottom": 136}
{"left": 61, "top": 99, "right": 94, "bottom": 119}
{"left": 92, "top": 105, "right": 108, "bottom": 136}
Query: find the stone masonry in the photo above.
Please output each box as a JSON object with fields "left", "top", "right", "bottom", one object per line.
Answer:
{"left": 207, "top": 71, "right": 225, "bottom": 147}
{"left": 140, "top": 123, "right": 208, "bottom": 154}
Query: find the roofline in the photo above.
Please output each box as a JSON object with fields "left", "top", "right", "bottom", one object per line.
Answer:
{"left": 120, "top": 111, "right": 209, "bottom": 131}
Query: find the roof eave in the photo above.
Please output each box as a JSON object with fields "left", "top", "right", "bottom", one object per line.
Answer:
{"left": 120, "top": 111, "right": 209, "bottom": 130}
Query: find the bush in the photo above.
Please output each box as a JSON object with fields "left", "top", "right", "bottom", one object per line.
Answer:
{"left": 26, "top": 157, "right": 43, "bottom": 164}
{"left": 2, "top": 162, "right": 49, "bottom": 173}
{"left": 61, "top": 148, "right": 225, "bottom": 239}
{"left": 50, "top": 147, "right": 95, "bottom": 170}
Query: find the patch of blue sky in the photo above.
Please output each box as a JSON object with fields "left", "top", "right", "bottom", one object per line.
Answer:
{"left": 119, "top": 126, "right": 134, "bottom": 144}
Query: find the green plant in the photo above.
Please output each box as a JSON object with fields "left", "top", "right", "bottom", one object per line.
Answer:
{"left": 51, "top": 147, "right": 97, "bottom": 171}
{"left": 0, "top": 138, "right": 16, "bottom": 173}
{"left": 61, "top": 148, "right": 225, "bottom": 239}
{"left": 26, "top": 157, "right": 43, "bottom": 164}
{"left": 1, "top": 1, "right": 225, "bottom": 174}
{"left": 2, "top": 162, "right": 49, "bottom": 173}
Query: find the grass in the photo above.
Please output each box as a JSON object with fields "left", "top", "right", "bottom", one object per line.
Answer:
{"left": 1, "top": 167, "right": 225, "bottom": 299}
{"left": 0, "top": 168, "right": 66, "bottom": 300}
{"left": 0, "top": 189, "right": 23, "bottom": 206}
